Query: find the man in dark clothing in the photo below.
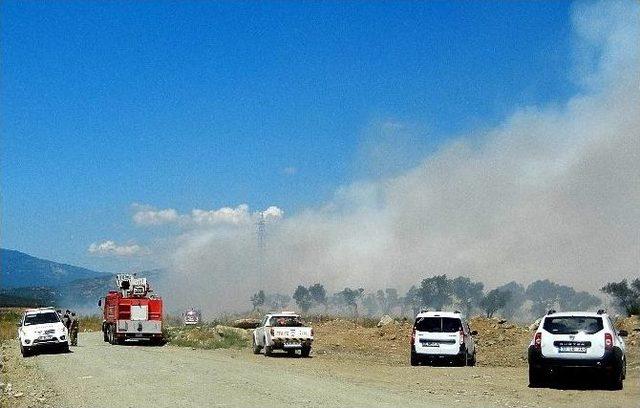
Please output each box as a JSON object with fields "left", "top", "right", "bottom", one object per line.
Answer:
{"left": 69, "top": 313, "right": 79, "bottom": 346}
{"left": 62, "top": 310, "right": 71, "bottom": 330}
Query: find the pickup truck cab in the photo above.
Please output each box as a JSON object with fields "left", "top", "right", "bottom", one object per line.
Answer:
{"left": 253, "top": 312, "right": 314, "bottom": 357}
{"left": 18, "top": 308, "right": 69, "bottom": 357}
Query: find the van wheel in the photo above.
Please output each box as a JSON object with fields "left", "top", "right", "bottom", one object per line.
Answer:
{"left": 301, "top": 346, "right": 311, "bottom": 358}
{"left": 264, "top": 345, "right": 272, "bottom": 356}
{"left": 469, "top": 352, "right": 477, "bottom": 367}
{"left": 458, "top": 350, "right": 468, "bottom": 367}
{"left": 528, "top": 366, "right": 545, "bottom": 388}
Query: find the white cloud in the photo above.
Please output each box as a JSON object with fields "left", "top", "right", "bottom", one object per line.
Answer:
{"left": 132, "top": 203, "right": 283, "bottom": 228}
{"left": 88, "top": 240, "right": 150, "bottom": 257}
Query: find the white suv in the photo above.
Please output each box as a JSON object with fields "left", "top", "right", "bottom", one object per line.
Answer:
{"left": 528, "top": 310, "right": 627, "bottom": 390}
{"left": 410, "top": 311, "right": 477, "bottom": 366}
{"left": 18, "top": 308, "right": 69, "bottom": 357}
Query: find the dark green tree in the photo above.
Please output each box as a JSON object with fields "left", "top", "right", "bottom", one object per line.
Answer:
{"left": 451, "top": 276, "right": 484, "bottom": 316}
{"left": 308, "top": 283, "right": 328, "bottom": 310}
{"left": 480, "top": 289, "right": 512, "bottom": 318}
{"left": 293, "top": 285, "right": 312, "bottom": 313}
{"left": 602, "top": 279, "right": 640, "bottom": 316}
{"left": 418, "top": 275, "right": 452, "bottom": 310}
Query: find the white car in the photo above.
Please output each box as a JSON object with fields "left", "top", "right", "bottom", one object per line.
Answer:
{"left": 18, "top": 308, "right": 69, "bottom": 357}
{"left": 410, "top": 311, "right": 477, "bottom": 366}
{"left": 528, "top": 310, "right": 627, "bottom": 390}
{"left": 253, "top": 312, "right": 313, "bottom": 357}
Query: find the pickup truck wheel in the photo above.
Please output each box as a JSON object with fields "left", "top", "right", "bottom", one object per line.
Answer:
{"left": 301, "top": 346, "right": 311, "bottom": 358}
{"left": 252, "top": 337, "right": 261, "bottom": 354}
{"left": 264, "top": 345, "right": 272, "bottom": 357}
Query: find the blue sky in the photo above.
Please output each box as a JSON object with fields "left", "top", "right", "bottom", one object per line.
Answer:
{"left": 1, "top": 1, "right": 579, "bottom": 272}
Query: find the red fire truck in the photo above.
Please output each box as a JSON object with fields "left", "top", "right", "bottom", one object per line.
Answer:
{"left": 99, "top": 274, "right": 164, "bottom": 345}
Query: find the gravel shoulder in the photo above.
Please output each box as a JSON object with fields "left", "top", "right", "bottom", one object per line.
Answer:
{"left": 2, "top": 332, "right": 638, "bottom": 408}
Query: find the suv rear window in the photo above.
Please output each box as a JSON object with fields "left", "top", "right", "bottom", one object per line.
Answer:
{"left": 23, "top": 312, "right": 60, "bottom": 326}
{"left": 543, "top": 316, "right": 603, "bottom": 335}
{"left": 414, "top": 317, "right": 462, "bottom": 333}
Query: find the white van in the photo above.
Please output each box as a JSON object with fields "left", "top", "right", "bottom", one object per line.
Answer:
{"left": 410, "top": 311, "right": 477, "bottom": 366}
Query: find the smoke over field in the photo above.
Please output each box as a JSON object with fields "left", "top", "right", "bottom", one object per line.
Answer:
{"left": 142, "top": 1, "right": 639, "bottom": 313}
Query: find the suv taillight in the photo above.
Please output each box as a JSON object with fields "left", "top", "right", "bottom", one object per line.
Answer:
{"left": 270, "top": 327, "right": 274, "bottom": 336}
{"left": 410, "top": 329, "right": 416, "bottom": 346}
{"left": 534, "top": 332, "right": 542, "bottom": 350}
{"left": 604, "top": 333, "right": 613, "bottom": 351}
{"left": 459, "top": 329, "right": 465, "bottom": 344}
{"left": 310, "top": 328, "right": 314, "bottom": 336}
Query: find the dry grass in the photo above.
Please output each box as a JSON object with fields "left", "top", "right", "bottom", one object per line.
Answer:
{"left": 0, "top": 308, "right": 22, "bottom": 342}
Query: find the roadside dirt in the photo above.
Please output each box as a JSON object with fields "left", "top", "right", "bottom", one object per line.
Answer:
{"left": 2, "top": 331, "right": 638, "bottom": 408}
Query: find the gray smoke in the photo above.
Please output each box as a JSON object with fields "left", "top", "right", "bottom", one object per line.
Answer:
{"left": 156, "top": 1, "right": 639, "bottom": 313}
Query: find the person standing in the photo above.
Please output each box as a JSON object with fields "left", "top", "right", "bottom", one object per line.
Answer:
{"left": 62, "top": 310, "right": 71, "bottom": 331}
{"left": 70, "top": 312, "right": 79, "bottom": 346}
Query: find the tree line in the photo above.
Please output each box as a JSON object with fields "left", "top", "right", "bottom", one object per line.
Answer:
{"left": 249, "top": 276, "right": 639, "bottom": 320}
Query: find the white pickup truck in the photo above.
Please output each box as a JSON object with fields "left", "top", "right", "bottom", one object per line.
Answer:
{"left": 253, "top": 312, "right": 314, "bottom": 357}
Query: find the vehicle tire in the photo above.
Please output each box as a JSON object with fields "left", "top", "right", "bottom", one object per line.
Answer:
{"left": 252, "top": 336, "right": 261, "bottom": 355}
{"left": 301, "top": 346, "right": 311, "bottom": 358}
{"left": 607, "top": 364, "right": 624, "bottom": 391}
{"left": 60, "top": 343, "right": 70, "bottom": 353}
{"left": 458, "top": 350, "right": 468, "bottom": 367}
{"left": 20, "top": 344, "right": 30, "bottom": 357}
{"left": 264, "top": 345, "right": 272, "bottom": 357}
{"left": 469, "top": 352, "right": 477, "bottom": 367}
{"left": 287, "top": 349, "right": 296, "bottom": 357}
{"left": 102, "top": 326, "right": 109, "bottom": 342}
{"left": 410, "top": 352, "right": 420, "bottom": 366}
{"left": 528, "top": 366, "right": 545, "bottom": 388}
{"left": 108, "top": 325, "right": 116, "bottom": 345}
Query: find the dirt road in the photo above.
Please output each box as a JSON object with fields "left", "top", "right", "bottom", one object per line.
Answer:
{"left": 5, "top": 332, "right": 639, "bottom": 408}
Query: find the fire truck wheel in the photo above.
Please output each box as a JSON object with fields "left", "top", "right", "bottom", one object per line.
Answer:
{"left": 103, "top": 327, "right": 109, "bottom": 342}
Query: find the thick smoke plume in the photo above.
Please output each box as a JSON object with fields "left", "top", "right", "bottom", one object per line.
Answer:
{"left": 156, "top": 1, "right": 639, "bottom": 313}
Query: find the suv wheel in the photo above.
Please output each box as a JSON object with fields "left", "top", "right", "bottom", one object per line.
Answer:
{"left": 528, "top": 366, "right": 545, "bottom": 388}
{"left": 20, "top": 344, "right": 31, "bottom": 357}
{"left": 264, "top": 345, "right": 272, "bottom": 357}
{"left": 301, "top": 346, "right": 311, "bottom": 358}
{"left": 410, "top": 352, "right": 419, "bottom": 366}
{"left": 608, "top": 364, "right": 624, "bottom": 391}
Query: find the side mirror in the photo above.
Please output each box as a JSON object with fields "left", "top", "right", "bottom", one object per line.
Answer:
{"left": 97, "top": 299, "right": 102, "bottom": 307}
{"left": 618, "top": 330, "right": 628, "bottom": 337}
{"left": 471, "top": 330, "right": 478, "bottom": 336}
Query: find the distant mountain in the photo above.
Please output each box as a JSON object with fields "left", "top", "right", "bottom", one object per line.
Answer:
{"left": 1, "top": 248, "right": 109, "bottom": 288}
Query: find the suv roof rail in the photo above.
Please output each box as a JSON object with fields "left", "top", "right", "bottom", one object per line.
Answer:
{"left": 597, "top": 309, "right": 606, "bottom": 315}
{"left": 420, "top": 309, "right": 429, "bottom": 313}
{"left": 547, "top": 309, "right": 556, "bottom": 315}
{"left": 453, "top": 310, "right": 461, "bottom": 314}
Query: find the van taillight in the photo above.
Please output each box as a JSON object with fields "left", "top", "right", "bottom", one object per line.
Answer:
{"left": 534, "top": 332, "right": 542, "bottom": 349}
{"left": 604, "top": 333, "right": 613, "bottom": 350}
{"left": 270, "top": 327, "right": 274, "bottom": 336}
{"left": 459, "top": 329, "right": 465, "bottom": 344}
{"left": 410, "top": 329, "right": 416, "bottom": 346}
{"left": 310, "top": 328, "right": 314, "bottom": 336}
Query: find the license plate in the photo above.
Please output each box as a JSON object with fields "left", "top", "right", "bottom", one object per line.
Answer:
{"left": 283, "top": 343, "right": 301, "bottom": 348}
{"left": 38, "top": 335, "right": 53, "bottom": 340}
{"left": 422, "top": 342, "right": 440, "bottom": 347}
{"left": 559, "top": 346, "right": 587, "bottom": 353}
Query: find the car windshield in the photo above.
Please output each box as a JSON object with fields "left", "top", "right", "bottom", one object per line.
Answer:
{"left": 414, "top": 317, "right": 462, "bottom": 333}
{"left": 23, "top": 312, "right": 60, "bottom": 326}
{"left": 269, "top": 316, "right": 304, "bottom": 327}
{"left": 543, "top": 316, "right": 603, "bottom": 335}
